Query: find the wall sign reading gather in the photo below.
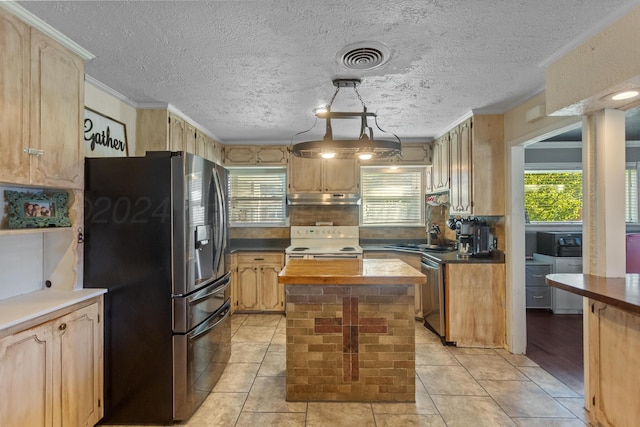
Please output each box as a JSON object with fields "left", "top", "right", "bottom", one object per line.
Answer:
{"left": 84, "top": 108, "right": 128, "bottom": 157}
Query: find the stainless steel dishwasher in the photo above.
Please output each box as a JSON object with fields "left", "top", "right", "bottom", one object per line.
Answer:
{"left": 421, "top": 255, "right": 445, "bottom": 340}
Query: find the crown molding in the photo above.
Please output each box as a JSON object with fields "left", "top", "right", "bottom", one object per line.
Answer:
{"left": 0, "top": 1, "right": 94, "bottom": 61}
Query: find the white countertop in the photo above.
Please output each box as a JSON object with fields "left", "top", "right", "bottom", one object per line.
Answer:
{"left": 0, "top": 288, "right": 107, "bottom": 331}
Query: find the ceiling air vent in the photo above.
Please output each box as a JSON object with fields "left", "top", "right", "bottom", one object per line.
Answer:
{"left": 337, "top": 42, "right": 390, "bottom": 70}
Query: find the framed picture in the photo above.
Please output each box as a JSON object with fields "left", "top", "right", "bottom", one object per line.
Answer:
{"left": 4, "top": 190, "right": 71, "bottom": 229}
{"left": 84, "top": 107, "right": 129, "bottom": 157}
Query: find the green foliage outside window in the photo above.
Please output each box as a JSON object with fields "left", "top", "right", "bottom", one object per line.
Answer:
{"left": 524, "top": 171, "right": 582, "bottom": 222}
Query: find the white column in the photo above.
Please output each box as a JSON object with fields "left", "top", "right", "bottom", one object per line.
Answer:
{"left": 582, "top": 109, "right": 627, "bottom": 278}
{"left": 581, "top": 108, "right": 626, "bottom": 413}
{"left": 505, "top": 144, "right": 527, "bottom": 354}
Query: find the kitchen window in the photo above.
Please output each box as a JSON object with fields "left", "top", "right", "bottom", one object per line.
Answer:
{"left": 228, "top": 168, "right": 288, "bottom": 227}
{"left": 360, "top": 166, "right": 425, "bottom": 226}
{"left": 524, "top": 166, "right": 639, "bottom": 223}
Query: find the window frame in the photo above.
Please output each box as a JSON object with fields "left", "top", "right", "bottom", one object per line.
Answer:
{"left": 524, "top": 162, "right": 640, "bottom": 225}
{"left": 227, "top": 167, "right": 289, "bottom": 228}
{"left": 359, "top": 165, "right": 426, "bottom": 227}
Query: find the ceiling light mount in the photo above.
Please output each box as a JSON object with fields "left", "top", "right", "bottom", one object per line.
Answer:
{"left": 291, "top": 79, "right": 401, "bottom": 160}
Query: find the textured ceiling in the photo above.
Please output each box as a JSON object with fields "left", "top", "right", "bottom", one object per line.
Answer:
{"left": 16, "top": 0, "right": 640, "bottom": 145}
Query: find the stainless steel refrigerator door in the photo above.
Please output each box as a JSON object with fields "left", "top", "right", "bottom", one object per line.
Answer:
{"left": 172, "top": 301, "right": 231, "bottom": 421}
{"left": 173, "top": 153, "right": 228, "bottom": 296}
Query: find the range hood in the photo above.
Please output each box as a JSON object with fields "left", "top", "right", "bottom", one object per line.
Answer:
{"left": 287, "top": 193, "right": 361, "bottom": 206}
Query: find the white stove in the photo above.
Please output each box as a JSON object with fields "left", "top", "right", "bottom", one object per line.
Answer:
{"left": 285, "top": 226, "right": 363, "bottom": 262}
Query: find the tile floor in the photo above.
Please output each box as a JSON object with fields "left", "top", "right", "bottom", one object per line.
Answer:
{"left": 121, "top": 313, "right": 592, "bottom": 426}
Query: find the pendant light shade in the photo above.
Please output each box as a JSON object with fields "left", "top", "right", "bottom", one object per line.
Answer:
{"left": 291, "top": 79, "right": 401, "bottom": 160}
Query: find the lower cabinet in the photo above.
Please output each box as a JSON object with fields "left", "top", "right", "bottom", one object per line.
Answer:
{"left": 233, "top": 252, "right": 284, "bottom": 312}
{"left": 0, "top": 297, "right": 103, "bottom": 427}
{"left": 363, "top": 251, "right": 423, "bottom": 319}
{"left": 525, "top": 262, "right": 552, "bottom": 309}
{"left": 445, "top": 263, "right": 505, "bottom": 347}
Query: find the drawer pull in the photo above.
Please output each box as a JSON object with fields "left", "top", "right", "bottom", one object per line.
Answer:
{"left": 254, "top": 258, "right": 264, "bottom": 261}
{"left": 533, "top": 295, "right": 544, "bottom": 299}
{"left": 532, "top": 274, "right": 544, "bottom": 278}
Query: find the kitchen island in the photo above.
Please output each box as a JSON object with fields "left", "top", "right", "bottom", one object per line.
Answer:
{"left": 546, "top": 273, "right": 640, "bottom": 427}
{"left": 278, "top": 258, "right": 425, "bottom": 402}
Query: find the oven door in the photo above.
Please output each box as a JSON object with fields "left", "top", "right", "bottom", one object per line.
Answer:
{"left": 421, "top": 257, "right": 445, "bottom": 338}
{"left": 173, "top": 301, "right": 231, "bottom": 420}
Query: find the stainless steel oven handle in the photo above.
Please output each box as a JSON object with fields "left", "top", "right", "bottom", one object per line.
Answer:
{"left": 421, "top": 261, "right": 440, "bottom": 270}
{"left": 311, "top": 255, "right": 360, "bottom": 259}
{"left": 188, "top": 302, "right": 230, "bottom": 342}
{"left": 188, "top": 275, "right": 230, "bottom": 306}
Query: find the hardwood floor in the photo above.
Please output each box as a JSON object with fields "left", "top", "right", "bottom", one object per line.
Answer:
{"left": 526, "top": 309, "right": 584, "bottom": 395}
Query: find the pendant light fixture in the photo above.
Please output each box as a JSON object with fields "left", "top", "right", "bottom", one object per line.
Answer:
{"left": 291, "top": 79, "right": 401, "bottom": 160}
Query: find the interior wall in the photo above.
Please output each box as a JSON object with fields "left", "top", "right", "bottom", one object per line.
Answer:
{"left": 84, "top": 82, "right": 137, "bottom": 154}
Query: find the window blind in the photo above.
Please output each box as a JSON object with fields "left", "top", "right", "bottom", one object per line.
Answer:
{"left": 360, "top": 167, "right": 424, "bottom": 226}
{"left": 228, "top": 168, "right": 287, "bottom": 226}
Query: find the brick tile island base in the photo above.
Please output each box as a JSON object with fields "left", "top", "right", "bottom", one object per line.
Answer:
{"left": 278, "top": 259, "right": 425, "bottom": 402}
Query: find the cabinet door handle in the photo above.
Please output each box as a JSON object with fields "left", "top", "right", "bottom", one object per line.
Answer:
{"left": 24, "top": 147, "right": 45, "bottom": 156}
{"left": 58, "top": 323, "right": 67, "bottom": 331}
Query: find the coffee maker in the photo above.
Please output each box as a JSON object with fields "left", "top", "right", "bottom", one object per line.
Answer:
{"left": 448, "top": 217, "right": 494, "bottom": 258}
{"left": 457, "top": 221, "right": 474, "bottom": 258}
{"left": 473, "top": 224, "right": 492, "bottom": 257}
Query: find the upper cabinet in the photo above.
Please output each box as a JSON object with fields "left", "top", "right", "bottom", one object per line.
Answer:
{"left": 432, "top": 115, "right": 504, "bottom": 216}
{"left": 430, "top": 134, "right": 450, "bottom": 193}
{"left": 223, "top": 145, "right": 288, "bottom": 166}
{"left": 0, "top": 10, "right": 84, "bottom": 189}
{"left": 289, "top": 157, "right": 359, "bottom": 193}
{"left": 368, "top": 142, "right": 431, "bottom": 165}
{"left": 449, "top": 120, "right": 472, "bottom": 214}
{"left": 136, "top": 109, "right": 222, "bottom": 164}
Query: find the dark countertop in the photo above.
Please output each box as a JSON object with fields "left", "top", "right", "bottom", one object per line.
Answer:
{"left": 546, "top": 273, "right": 640, "bottom": 315}
{"left": 228, "top": 238, "right": 288, "bottom": 253}
{"left": 362, "top": 245, "right": 505, "bottom": 264}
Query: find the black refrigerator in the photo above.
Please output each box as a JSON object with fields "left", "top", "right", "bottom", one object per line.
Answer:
{"left": 84, "top": 151, "right": 231, "bottom": 424}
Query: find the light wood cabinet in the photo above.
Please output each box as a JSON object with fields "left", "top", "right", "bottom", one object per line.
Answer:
{"left": 223, "top": 145, "right": 288, "bottom": 166}
{"left": 168, "top": 113, "right": 197, "bottom": 154}
{"left": 0, "top": 298, "right": 103, "bottom": 427}
{"left": 234, "top": 253, "right": 284, "bottom": 312}
{"left": 289, "top": 157, "right": 359, "bottom": 193}
{"left": 0, "top": 10, "right": 84, "bottom": 189}
{"left": 425, "top": 165, "right": 433, "bottom": 193}
{"left": 195, "top": 132, "right": 222, "bottom": 165}
{"left": 445, "top": 263, "right": 505, "bottom": 347}
{"left": 137, "top": 110, "right": 223, "bottom": 161}
{"left": 368, "top": 142, "right": 430, "bottom": 165}
{"left": 433, "top": 115, "right": 504, "bottom": 216}
{"left": 364, "top": 251, "right": 423, "bottom": 319}
{"left": 449, "top": 120, "right": 472, "bottom": 214}
{"left": 430, "top": 134, "right": 450, "bottom": 192}
{"left": 588, "top": 300, "right": 640, "bottom": 427}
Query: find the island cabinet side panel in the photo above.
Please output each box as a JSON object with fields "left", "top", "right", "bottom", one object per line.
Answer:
{"left": 589, "top": 300, "right": 640, "bottom": 427}
{"left": 284, "top": 284, "right": 415, "bottom": 402}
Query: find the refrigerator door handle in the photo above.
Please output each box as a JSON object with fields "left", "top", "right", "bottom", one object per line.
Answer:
{"left": 212, "top": 168, "right": 226, "bottom": 272}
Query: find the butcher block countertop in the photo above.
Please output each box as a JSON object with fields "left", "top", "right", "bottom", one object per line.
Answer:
{"left": 546, "top": 273, "right": 640, "bottom": 315}
{"left": 278, "top": 258, "right": 425, "bottom": 286}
